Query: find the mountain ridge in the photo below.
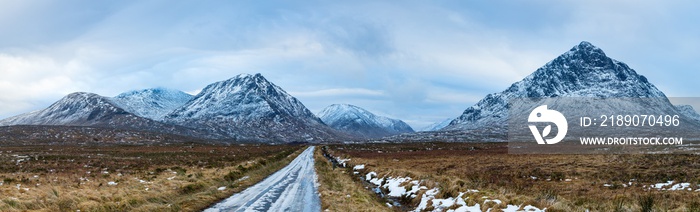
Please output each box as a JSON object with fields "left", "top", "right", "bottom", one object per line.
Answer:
{"left": 0, "top": 92, "right": 215, "bottom": 139}
{"left": 318, "top": 104, "right": 414, "bottom": 138}
{"left": 111, "top": 88, "right": 193, "bottom": 120}
{"left": 164, "top": 73, "right": 341, "bottom": 143}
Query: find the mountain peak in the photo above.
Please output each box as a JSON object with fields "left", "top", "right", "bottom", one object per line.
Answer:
{"left": 228, "top": 73, "right": 264, "bottom": 81}
{"left": 318, "top": 104, "right": 361, "bottom": 116}
{"left": 165, "top": 73, "right": 337, "bottom": 142}
{"left": 574, "top": 41, "right": 598, "bottom": 51}
{"left": 216, "top": 73, "right": 279, "bottom": 94}
{"left": 115, "top": 87, "right": 186, "bottom": 98}
{"left": 318, "top": 104, "right": 414, "bottom": 139}
{"left": 65, "top": 92, "right": 100, "bottom": 99}
{"left": 444, "top": 41, "right": 667, "bottom": 131}
{"left": 560, "top": 41, "right": 607, "bottom": 63}
{"left": 0, "top": 92, "right": 128, "bottom": 126}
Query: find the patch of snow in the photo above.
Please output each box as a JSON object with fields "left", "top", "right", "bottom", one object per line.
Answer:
{"left": 523, "top": 205, "right": 546, "bottom": 212}
{"left": 670, "top": 183, "right": 691, "bottom": 191}
{"left": 502, "top": 204, "right": 522, "bottom": 212}
{"left": 383, "top": 177, "right": 410, "bottom": 197}
{"left": 648, "top": 181, "right": 693, "bottom": 191}
{"left": 366, "top": 172, "right": 376, "bottom": 180}
{"left": 336, "top": 157, "right": 350, "bottom": 167}
{"left": 353, "top": 164, "right": 365, "bottom": 170}
{"left": 652, "top": 181, "right": 674, "bottom": 190}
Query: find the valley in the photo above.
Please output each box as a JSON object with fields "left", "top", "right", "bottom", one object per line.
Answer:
{"left": 0, "top": 41, "right": 698, "bottom": 212}
{"left": 0, "top": 144, "right": 303, "bottom": 211}
{"left": 320, "top": 142, "right": 700, "bottom": 211}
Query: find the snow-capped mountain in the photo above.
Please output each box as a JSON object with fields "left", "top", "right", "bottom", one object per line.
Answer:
{"left": 443, "top": 41, "right": 668, "bottom": 131}
{"left": 164, "top": 73, "right": 339, "bottom": 143}
{"left": 0, "top": 92, "right": 213, "bottom": 138}
{"left": 111, "top": 88, "right": 193, "bottom": 120}
{"left": 0, "top": 92, "right": 138, "bottom": 126}
{"left": 378, "top": 41, "right": 700, "bottom": 143}
{"left": 420, "top": 118, "right": 452, "bottom": 132}
{"left": 317, "top": 104, "right": 414, "bottom": 138}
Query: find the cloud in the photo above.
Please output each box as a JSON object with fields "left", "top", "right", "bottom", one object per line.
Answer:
{"left": 289, "top": 88, "right": 385, "bottom": 98}
{"left": 0, "top": 52, "right": 92, "bottom": 118}
{"left": 317, "top": 18, "right": 396, "bottom": 59}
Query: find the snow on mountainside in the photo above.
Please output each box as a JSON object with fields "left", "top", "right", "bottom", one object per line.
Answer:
{"left": 0, "top": 92, "right": 134, "bottom": 126}
{"left": 318, "top": 104, "right": 414, "bottom": 138}
{"left": 164, "top": 73, "right": 339, "bottom": 143}
{"left": 111, "top": 88, "right": 193, "bottom": 120}
{"left": 443, "top": 41, "right": 667, "bottom": 131}
{"left": 676, "top": 105, "right": 700, "bottom": 123}
{"left": 0, "top": 92, "right": 214, "bottom": 138}
{"left": 420, "top": 118, "right": 452, "bottom": 132}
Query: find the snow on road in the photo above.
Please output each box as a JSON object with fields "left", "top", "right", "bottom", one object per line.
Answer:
{"left": 204, "top": 146, "right": 321, "bottom": 212}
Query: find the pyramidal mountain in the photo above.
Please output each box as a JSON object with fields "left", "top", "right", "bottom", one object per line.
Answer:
{"left": 111, "top": 88, "right": 193, "bottom": 120}
{"left": 164, "top": 73, "right": 339, "bottom": 143}
{"left": 381, "top": 41, "right": 698, "bottom": 142}
{"left": 442, "top": 41, "right": 668, "bottom": 131}
{"left": 317, "top": 104, "right": 414, "bottom": 139}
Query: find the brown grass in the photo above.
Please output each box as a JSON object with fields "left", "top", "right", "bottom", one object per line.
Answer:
{"left": 327, "top": 142, "right": 700, "bottom": 212}
{"left": 314, "top": 146, "right": 392, "bottom": 212}
{"left": 0, "top": 144, "right": 304, "bottom": 211}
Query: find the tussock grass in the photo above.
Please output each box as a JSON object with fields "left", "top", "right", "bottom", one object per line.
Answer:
{"left": 314, "top": 147, "right": 391, "bottom": 212}
{"left": 329, "top": 142, "right": 700, "bottom": 212}
{"left": 0, "top": 144, "right": 303, "bottom": 211}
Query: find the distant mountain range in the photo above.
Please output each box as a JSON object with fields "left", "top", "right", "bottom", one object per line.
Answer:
{"left": 0, "top": 92, "right": 217, "bottom": 139}
{"left": 317, "top": 104, "right": 413, "bottom": 139}
{"left": 1, "top": 41, "right": 699, "bottom": 144}
{"left": 0, "top": 74, "right": 351, "bottom": 143}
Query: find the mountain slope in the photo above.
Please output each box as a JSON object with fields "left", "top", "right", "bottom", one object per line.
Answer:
{"left": 381, "top": 41, "right": 698, "bottom": 143}
{"left": 318, "top": 104, "right": 414, "bottom": 138}
{"left": 111, "top": 88, "right": 193, "bottom": 120}
{"left": 443, "top": 41, "right": 667, "bottom": 131}
{"left": 676, "top": 105, "right": 700, "bottom": 123}
{"left": 0, "top": 92, "right": 138, "bottom": 126}
{"left": 420, "top": 118, "right": 452, "bottom": 132}
{"left": 0, "top": 92, "right": 214, "bottom": 138}
{"left": 164, "top": 73, "right": 339, "bottom": 143}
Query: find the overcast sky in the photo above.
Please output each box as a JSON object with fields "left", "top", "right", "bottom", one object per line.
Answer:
{"left": 1, "top": 0, "right": 699, "bottom": 129}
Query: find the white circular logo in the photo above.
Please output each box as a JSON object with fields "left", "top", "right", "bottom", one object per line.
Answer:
{"left": 528, "top": 105, "right": 568, "bottom": 144}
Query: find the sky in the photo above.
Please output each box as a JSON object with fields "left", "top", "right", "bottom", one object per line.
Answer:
{"left": 0, "top": 0, "right": 699, "bottom": 130}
